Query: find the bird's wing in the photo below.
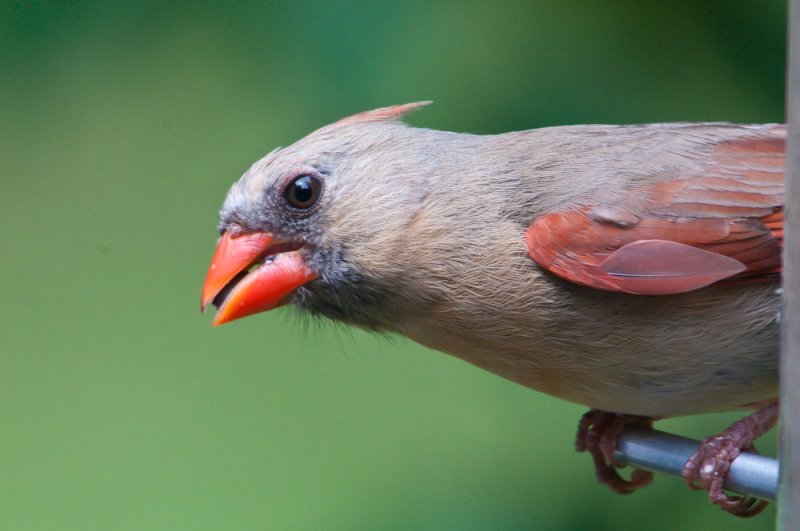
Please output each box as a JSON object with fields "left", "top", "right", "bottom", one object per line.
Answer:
{"left": 525, "top": 125, "right": 785, "bottom": 295}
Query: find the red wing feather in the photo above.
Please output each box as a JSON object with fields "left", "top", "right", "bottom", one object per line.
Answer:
{"left": 526, "top": 126, "right": 784, "bottom": 295}
{"left": 599, "top": 240, "right": 746, "bottom": 295}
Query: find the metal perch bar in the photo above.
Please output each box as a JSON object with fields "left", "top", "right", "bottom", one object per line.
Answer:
{"left": 781, "top": 0, "right": 800, "bottom": 525}
{"left": 612, "top": 427, "right": 779, "bottom": 502}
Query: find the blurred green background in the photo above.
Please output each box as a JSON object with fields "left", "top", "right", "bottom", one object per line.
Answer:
{"left": 0, "top": 1, "right": 787, "bottom": 529}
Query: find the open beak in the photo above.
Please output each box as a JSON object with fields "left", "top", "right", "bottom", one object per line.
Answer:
{"left": 201, "top": 232, "right": 317, "bottom": 326}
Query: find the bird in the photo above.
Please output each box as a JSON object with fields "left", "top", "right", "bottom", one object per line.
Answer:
{"left": 200, "top": 102, "right": 784, "bottom": 517}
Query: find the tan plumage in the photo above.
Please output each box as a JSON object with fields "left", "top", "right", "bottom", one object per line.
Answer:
{"left": 202, "top": 103, "right": 785, "bottom": 514}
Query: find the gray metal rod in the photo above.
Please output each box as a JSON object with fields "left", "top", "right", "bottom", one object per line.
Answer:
{"left": 612, "top": 427, "right": 778, "bottom": 502}
{"left": 783, "top": 0, "right": 800, "bottom": 527}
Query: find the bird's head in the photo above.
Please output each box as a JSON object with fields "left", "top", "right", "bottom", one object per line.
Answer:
{"left": 201, "top": 102, "right": 438, "bottom": 329}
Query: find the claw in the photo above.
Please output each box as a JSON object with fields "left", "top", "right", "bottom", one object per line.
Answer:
{"left": 576, "top": 409, "right": 655, "bottom": 494}
{"left": 681, "top": 401, "right": 778, "bottom": 517}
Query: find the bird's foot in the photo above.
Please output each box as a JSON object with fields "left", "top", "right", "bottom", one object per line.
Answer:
{"left": 681, "top": 401, "right": 778, "bottom": 517}
{"left": 575, "top": 409, "right": 654, "bottom": 494}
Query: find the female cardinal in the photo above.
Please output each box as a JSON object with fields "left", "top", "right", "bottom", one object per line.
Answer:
{"left": 201, "top": 103, "right": 784, "bottom": 516}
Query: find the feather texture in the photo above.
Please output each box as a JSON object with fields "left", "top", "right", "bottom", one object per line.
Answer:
{"left": 525, "top": 127, "right": 784, "bottom": 294}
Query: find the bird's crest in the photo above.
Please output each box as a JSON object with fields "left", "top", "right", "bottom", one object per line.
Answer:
{"left": 333, "top": 101, "right": 432, "bottom": 127}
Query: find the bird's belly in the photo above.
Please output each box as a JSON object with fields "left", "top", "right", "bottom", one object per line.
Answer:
{"left": 408, "top": 330, "right": 778, "bottom": 417}
{"left": 400, "top": 283, "right": 780, "bottom": 417}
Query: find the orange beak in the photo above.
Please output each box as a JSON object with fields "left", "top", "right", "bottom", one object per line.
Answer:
{"left": 201, "top": 232, "right": 317, "bottom": 326}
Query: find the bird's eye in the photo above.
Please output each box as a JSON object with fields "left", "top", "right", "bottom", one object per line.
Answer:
{"left": 284, "top": 175, "right": 322, "bottom": 210}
